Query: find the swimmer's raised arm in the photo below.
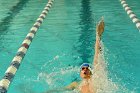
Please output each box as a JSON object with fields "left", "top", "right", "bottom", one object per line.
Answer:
{"left": 93, "top": 17, "right": 105, "bottom": 67}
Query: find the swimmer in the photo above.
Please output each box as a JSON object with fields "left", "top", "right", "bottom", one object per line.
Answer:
{"left": 66, "top": 17, "right": 105, "bottom": 93}
{"left": 44, "top": 17, "right": 105, "bottom": 93}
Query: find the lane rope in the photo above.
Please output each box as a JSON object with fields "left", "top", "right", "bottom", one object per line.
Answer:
{"left": 0, "top": 0, "right": 54, "bottom": 92}
{"left": 120, "top": 0, "right": 140, "bottom": 31}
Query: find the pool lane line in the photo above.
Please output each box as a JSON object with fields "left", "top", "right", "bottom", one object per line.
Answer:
{"left": 0, "top": 0, "right": 54, "bottom": 92}
{"left": 120, "top": 0, "right": 140, "bottom": 31}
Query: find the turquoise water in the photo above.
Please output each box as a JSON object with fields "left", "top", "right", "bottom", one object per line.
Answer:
{"left": 0, "top": 0, "right": 140, "bottom": 93}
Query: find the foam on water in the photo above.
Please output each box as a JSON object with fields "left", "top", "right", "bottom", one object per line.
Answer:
{"left": 37, "top": 40, "right": 134, "bottom": 93}
{"left": 91, "top": 40, "right": 135, "bottom": 93}
{"left": 91, "top": 40, "right": 118, "bottom": 93}
{"left": 38, "top": 66, "right": 80, "bottom": 93}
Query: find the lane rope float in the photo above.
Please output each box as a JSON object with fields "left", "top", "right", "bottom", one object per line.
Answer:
{"left": 120, "top": 0, "right": 140, "bottom": 31}
{"left": 0, "top": 0, "right": 54, "bottom": 93}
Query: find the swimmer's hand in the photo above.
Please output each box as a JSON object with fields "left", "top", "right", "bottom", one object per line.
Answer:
{"left": 96, "top": 17, "right": 105, "bottom": 38}
{"left": 43, "top": 82, "right": 78, "bottom": 93}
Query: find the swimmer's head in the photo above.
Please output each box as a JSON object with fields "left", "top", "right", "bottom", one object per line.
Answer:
{"left": 80, "top": 63, "right": 92, "bottom": 79}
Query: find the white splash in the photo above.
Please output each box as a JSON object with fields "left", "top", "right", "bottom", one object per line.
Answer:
{"left": 91, "top": 40, "right": 118, "bottom": 93}
{"left": 54, "top": 55, "right": 59, "bottom": 60}
{"left": 38, "top": 41, "right": 134, "bottom": 93}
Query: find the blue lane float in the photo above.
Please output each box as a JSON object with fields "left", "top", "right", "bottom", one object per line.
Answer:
{"left": 120, "top": 0, "right": 140, "bottom": 31}
{"left": 0, "top": 0, "right": 54, "bottom": 93}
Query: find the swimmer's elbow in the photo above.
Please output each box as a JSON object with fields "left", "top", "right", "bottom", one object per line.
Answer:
{"left": 65, "top": 82, "right": 78, "bottom": 90}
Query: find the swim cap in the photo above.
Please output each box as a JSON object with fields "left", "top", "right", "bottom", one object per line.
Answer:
{"left": 80, "top": 63, "right": 92, "bottom": 70}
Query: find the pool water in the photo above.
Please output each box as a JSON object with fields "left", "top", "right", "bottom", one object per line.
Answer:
{"left": 0, "top": 0, "right": 140, "bottom": 93}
